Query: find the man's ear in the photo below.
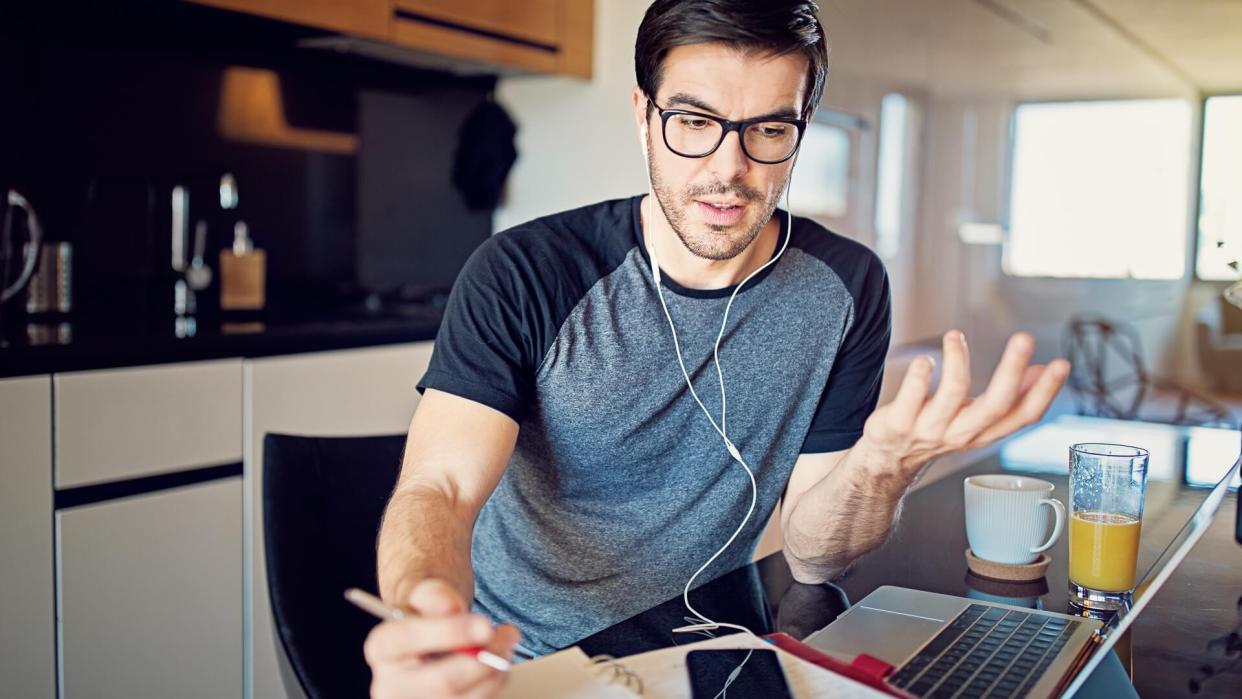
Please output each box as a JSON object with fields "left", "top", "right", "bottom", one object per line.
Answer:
{"left": 632, "top": 85, "right": 648, "bottom": 132}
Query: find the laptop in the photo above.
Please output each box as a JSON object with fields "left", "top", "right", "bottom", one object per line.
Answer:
{"left": 804, "top": 454, "right": 1241, "bottom": 699}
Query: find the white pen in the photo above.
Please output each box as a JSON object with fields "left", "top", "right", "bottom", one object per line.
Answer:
{"left": 344, "top": 587, "right": 512, "bottom": 672}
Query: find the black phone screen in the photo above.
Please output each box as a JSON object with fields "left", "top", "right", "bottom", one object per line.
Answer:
{"left": 686, "top": 648, "right": 794, "bottom": 699}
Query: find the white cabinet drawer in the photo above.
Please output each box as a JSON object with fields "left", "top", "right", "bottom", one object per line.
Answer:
{"left": 0, "top": 376, "right": 55, "bottom": 699}
{"left": 58, "top": 477, "right": 242, "bottom": 699}
{"left": 54, "top": 359, "right": 243, "bottom": 488}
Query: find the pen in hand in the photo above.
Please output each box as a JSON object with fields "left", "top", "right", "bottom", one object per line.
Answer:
{"left": 344, "top": 587, "right": 513, "bottom": 672}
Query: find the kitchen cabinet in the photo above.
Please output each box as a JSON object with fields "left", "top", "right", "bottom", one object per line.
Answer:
{"left": 54, "top": 360, "right": 243, "bottom": 488}
{"left": 0, "top": 376, "right": 55, "bottom": 699}
{"left": 184, "top": 0, "right": 594, "bottom": 78}
{"left": 395, "top": 0, "right": 559, "bottom": 46}
{"left": 244, "top": 341, "right": 434, "bottom": 698}
{"left": 184, "top": 0, "right": 390, "bottom": 40}
{"left": 0, "top": 341, "right": 433, "bottom": 698}
{"left": 58, "top": 478, "right": 243, "bottom": 699}
{"left": 391, "top": 0, "right": 593, "bottom": 77}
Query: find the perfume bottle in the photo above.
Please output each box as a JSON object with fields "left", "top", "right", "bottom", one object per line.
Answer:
{"left": 219, "top": 221, "right": 265, "bottom": 311}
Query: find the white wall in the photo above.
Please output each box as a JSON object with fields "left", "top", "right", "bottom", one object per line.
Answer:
{"left": 494, "top": 0, "right": 652, "bottom": 231}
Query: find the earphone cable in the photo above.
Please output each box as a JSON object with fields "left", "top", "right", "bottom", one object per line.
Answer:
{"left": 641, "top": 173, "right": 794, "bottom": 638}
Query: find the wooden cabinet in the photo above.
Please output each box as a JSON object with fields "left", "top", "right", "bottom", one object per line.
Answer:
{"left": 391, "top": 0, "right": 593, "bottom": 77}
{"left": 185, "top": 0, "right": 593, "bottom": 78}
{"left": 58, "top": 478, "right": 243, "bottom": 699}
{"left": 0, "top": 376, "right": 55, "bottom": 699}
{"left": 244, "top": 342, "right": 434, "bottom": 698}
{"left": 395, "top": 0, "right": 559, "bottom": 46}
{"left": 186, "top": 0, "right": 391, "bottom": 39}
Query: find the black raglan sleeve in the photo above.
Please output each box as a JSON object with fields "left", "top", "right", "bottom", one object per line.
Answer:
{"left": 801, "top": 252, "right": 893, "bottom": 453}
{"left": 416, "top": 233, "right": 542, "bottom": 422}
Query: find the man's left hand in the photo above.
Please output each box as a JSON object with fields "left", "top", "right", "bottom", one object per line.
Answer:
{"left": 856, "top": 330, "right": 1070, "bottom": 480}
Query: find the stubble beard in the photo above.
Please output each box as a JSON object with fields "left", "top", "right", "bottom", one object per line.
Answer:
{"left": 646, "top": 145, "right": 783, "bottom": 262}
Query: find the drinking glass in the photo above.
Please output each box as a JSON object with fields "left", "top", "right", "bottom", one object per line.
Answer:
{"left": 1068, "top": 443, "right": 1149, "bottom": 611}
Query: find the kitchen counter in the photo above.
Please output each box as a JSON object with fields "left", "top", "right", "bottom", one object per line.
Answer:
{"left": 0, "top": 305, "right": 442, "bottom": 378}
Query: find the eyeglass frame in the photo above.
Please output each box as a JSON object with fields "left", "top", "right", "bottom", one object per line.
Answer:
{"left": 646, "top": 97, "right": 808, "bottom": 165}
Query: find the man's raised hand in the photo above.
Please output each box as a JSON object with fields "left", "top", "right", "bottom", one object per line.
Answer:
{"left": 858, "top": 330, "right": 1070, "bottom": 478}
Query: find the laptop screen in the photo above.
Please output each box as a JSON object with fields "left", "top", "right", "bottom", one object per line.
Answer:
{"left": 1063, "top": 453, "right": 1242, "bottom": 697}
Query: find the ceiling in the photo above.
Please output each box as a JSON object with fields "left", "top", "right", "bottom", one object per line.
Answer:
{"left": 818, "top": 0, "right": 1242, "bottom": 99}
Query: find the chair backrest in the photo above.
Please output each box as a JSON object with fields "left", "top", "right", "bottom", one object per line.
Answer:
{"left": 263, "top": 433, "right": 405, "bottom": 699}
{"left": 1061, "top": 314, "right": 1148, "bottom": 419}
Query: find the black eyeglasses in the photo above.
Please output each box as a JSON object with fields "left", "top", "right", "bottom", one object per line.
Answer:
{"left": 649, "top": 98, "right": 807, "bottom": 164}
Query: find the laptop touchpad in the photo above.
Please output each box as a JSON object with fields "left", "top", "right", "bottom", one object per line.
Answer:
{"left": 804, "top": 605, "right": 948, "bottom": 666}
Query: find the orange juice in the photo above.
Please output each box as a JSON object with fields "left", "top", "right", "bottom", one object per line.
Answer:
{"left": 1069, "top": 511, "right": 1141, "bottom": 592}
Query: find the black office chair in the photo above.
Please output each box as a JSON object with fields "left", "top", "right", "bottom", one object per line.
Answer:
{"left": 263, "top": 433, "right": 406, "bottom": 699}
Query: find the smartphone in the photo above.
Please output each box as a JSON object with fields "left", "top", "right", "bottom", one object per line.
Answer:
{"left": 686, "top": 648, "right": 794, "bottom": 699}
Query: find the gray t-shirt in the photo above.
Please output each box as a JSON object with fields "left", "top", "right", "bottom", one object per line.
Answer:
{"left": 417, "top": 195, "right": 891, "bottom": 652}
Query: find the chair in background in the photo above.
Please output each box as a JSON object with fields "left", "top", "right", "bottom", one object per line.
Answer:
{"left": 1196, "top": 296, "right": 1242, "bottom": 394}
{"left": 263, "top": 433, "right": 406, "bottom": 699}
{"left": 1062, "top": 314, "right": 1233, "bottom": 428}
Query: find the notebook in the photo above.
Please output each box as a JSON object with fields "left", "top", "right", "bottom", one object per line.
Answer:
{"left": 501, "top": 632, "right": 890, "bottom": 699}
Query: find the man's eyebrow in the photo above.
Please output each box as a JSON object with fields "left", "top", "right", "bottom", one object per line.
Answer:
{"left": 664, "top": 92, "right": 801, "bottom": 121}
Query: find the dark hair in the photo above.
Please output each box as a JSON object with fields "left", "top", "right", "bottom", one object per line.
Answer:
{"left": 635, "top": 0, "right": 828, "bottom": 121}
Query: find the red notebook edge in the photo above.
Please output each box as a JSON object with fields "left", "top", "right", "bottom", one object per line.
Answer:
{"left": 761, "top": 632, "right": 918, "bottom": 699}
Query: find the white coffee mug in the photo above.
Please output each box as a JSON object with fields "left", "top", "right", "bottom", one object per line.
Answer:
{"left": 964, "top": 474, "right": 1066, "bottom": 565}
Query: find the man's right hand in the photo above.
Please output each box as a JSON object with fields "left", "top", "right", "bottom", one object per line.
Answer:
{"left": 364, "top": 579, "right": 521, "bottom": 699}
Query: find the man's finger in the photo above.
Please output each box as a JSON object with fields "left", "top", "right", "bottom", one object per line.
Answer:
{"left": 970, "top": 359, "right": 1070, "bottom": 447}
{"left": 887, "top": 355, "right": 935, "bottom": 433}
{"left": 419, "top": 653, "right": 500, "bottom": 696}
{"left": 408, "top": 578, "right": 469, "bottom": 616}
{"left": 363, "top": 615, "right": 495, "bottom": 665}
{"left": 1018, "top": 364, "right": 1045, "bottom": 395}
{"left": 958, "top": 332, "right": 1035, "bottom": 425}
{"left": 915, "top": 330, "right": 971, "bottom": 436}
{"left": 443, "top": 625, "right": 521, "bottom": 694}
{"left": 461, "top": 675, "right": 507, "bottom": 699}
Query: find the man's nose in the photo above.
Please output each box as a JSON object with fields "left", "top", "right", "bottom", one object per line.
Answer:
{"left": 706, "top": 130, "right": 750, "bottom": 183}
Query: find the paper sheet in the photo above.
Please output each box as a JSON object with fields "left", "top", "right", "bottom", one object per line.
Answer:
{"left": 502, "top": 646, "right": 639, "bottom": 699}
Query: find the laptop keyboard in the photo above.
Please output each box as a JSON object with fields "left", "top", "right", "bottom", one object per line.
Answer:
{"left": 887, "top": 604, "right": 1081, "bottom": 698}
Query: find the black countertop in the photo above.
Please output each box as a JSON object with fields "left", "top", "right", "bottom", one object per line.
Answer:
{"left": 0, "top": 304, "right": 443, "bottom": 378}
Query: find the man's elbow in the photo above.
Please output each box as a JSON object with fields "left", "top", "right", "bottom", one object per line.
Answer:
{"left": 782, "top": 548, "right": 844, "bottom": 585}
{"left": 780, "top": 528, "right": 850, "bottom": 583}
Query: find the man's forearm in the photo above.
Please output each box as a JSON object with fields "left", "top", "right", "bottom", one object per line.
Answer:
{"left": 376, "top": 481, "right": 477, "bottom": 605}
{"left": 782, "top": 440, "right": 914, "bottom": 583}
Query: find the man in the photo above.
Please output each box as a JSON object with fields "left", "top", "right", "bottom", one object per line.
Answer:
{"left": 363, "top": 1, "right": 1069, "bottom": 697}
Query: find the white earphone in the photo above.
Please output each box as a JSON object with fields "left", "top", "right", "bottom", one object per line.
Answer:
{"left": 639, "top": 109, "right": 795, "bottom": 637}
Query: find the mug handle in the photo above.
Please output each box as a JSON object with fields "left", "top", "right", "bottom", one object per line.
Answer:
{"left": 1030, "top": 498, "right": 1066, "bottom": 554}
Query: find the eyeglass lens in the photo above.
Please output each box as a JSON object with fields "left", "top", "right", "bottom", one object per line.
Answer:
{"left": 664, "top": 114, "right": 799, "bottom": 162}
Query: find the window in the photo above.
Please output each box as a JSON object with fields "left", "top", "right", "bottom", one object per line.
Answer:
{"left": 788, "top": 122, "right": 849, "bottom": 219}
{"left": 1195, "top": 95, "right": 1242, "bottom": 281}
{"left": 1004, "top": 100, "right": 1192, "bottom": 279}
{"left": 874, "top": 93, "right": 909, "bottom": 259}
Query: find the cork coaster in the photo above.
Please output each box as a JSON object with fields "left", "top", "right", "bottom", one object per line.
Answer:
{"left": 965, "top": 548, "right": 1051, "bottom": 582}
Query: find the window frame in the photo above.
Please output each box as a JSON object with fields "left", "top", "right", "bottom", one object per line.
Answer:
{"left": 1192, "top": 92, "right": 1242, "bottom": 283}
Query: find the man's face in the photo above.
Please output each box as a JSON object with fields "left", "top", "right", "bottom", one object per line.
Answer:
{"left": 635, "top": 43, "right": 807, "bottom": 261}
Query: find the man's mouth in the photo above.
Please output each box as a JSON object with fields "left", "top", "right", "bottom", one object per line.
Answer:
{"left": 695, "top": 199, "right": 747, "bottom": 225}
